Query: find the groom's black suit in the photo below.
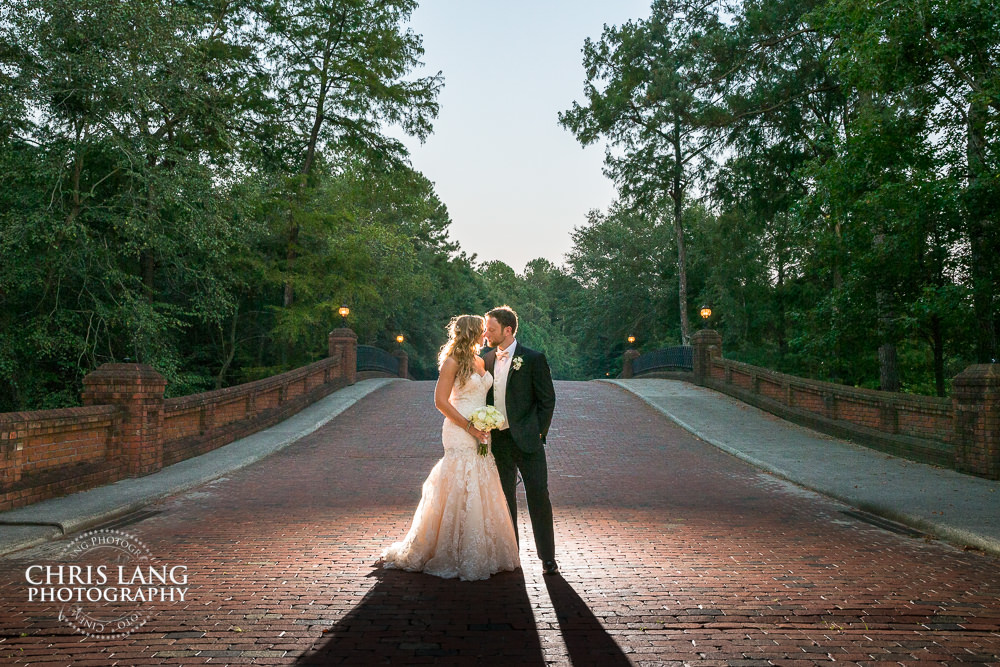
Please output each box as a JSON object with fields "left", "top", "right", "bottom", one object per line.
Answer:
{"left": 485, "top": 343, "right": 556, "bottom": 563}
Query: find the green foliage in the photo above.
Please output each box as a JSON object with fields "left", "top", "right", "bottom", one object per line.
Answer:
{"left": 477, "top": 260, "right": 586, "bottom": 380}
{"left": 4, "top": 0, "right": 997, "bottom": 409}
{"left": 560, "top": 0, "right": 996, "bottom": 394}
{"left": 0, "top": 0, "right": 468, "bottom": 408}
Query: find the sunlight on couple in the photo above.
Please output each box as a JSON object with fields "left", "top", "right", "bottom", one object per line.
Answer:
{"left": 378, "top": 305, "right": 559, "bottom": 580}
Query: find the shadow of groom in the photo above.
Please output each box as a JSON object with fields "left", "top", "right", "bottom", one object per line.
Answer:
{"left": 296, "top": 567, "right": 545, "bottom": 665}
{"left": 544, "top": 575, "right": 632, "bottom": 665}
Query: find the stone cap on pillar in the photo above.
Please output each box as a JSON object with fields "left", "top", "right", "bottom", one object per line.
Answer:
{"left": 82, "top": 363, "right": 167, "bottom": 395}
{"left": 328, "top": 327, "right": 358, "bottom": 341}
{"left": 691, "top": 329, "right": 722, "bottom": 351}
{"left": 952, "top": 364, "right": 1000, "bottom": 393}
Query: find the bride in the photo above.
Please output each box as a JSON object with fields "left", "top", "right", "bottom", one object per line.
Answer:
{"left": 379, "top": 314, "right": 520, "bottom": 580}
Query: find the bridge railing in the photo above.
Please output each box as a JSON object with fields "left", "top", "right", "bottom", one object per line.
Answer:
{"left": 357, "top": 345, "right": 400, "bottom": 375}
{"left": 630, "top": 346, "right": 693, "bottom": 376}
{"left": 690, "top": 330, "right": 997, "bottom": 480}
{"left": 0, "top": 327, "right": 408, "bottom": 511}
{"left": 619, "top": 331, "right": 999, "bottom": 480}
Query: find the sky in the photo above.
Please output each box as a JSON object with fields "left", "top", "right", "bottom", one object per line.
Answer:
{"left": 391, "top": 0, "right": 654, "bottom": 274}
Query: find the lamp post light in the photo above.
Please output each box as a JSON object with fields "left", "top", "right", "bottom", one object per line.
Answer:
{"left": 699, "top": 305, "right": 712, "bottom": 328}
{"left": 396, "top": 334, "right": 405, "bottom": 346}
{"left": 338, "top": 304, "right": 350, "bottom": 325}
{"left": 627, "top": 335, "right": 636, "bottom": 345}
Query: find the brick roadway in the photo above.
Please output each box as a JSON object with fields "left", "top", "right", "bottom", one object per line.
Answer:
{"left": 0, "top": 380, "right": 998, "bottom": 666}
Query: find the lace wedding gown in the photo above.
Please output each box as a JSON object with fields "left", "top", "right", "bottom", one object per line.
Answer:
{"left": 380, "top": 371, "right": 520, "bottom": 581}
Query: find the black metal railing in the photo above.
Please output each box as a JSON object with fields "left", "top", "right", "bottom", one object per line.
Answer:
{"left": 357, "top": 345, "right": 399, "bottom": 375}
{"left": 632, "top": 346, "right": 693, "bottom": 375}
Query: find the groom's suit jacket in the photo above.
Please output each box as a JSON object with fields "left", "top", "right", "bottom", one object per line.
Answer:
{"left": 484, "top": 343, "right": 556, "bottom": 453}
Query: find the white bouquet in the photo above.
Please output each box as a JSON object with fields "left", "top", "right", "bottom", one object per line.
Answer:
{"left": 468, "top": 405, "right": 505, "bottom": 456}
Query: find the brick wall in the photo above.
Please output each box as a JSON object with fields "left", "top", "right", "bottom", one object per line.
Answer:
{"left": 686, "top": 331, "right": 999, "bottom": 479}
{"left": 0, "top": 406, "right": 119, "bottom": 509}
{"left": 0, "top": 331, "right": 360, "bottom": 511}
{"left": 160, "top": 356, "right": 347, "bottom": 467}
{"left": 710, "top": 357, "right": 954, "bottom": 467}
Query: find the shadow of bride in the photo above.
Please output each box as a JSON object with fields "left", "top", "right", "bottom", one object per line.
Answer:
{"left": 544, "top": 575, "right": 631, "bottom": 665}
{"left": 296, "top": 566, "right": 545, "bottom": 665}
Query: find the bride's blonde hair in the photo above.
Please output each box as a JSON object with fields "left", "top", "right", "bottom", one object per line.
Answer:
{"left": 438, "top": 315, "right": 484, "bottom": 386}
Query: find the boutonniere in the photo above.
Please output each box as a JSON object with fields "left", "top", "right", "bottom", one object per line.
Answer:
{"left": 511, "top": 356, "right": 523, "bottom": 371}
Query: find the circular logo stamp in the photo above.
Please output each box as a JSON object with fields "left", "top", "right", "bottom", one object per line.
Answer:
{"left": 24, "top": 528, "right": 189, "bottom": 640}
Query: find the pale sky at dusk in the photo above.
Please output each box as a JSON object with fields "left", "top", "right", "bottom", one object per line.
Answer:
{"left": 393, "top": 0, "right": 653, "bottom": 274}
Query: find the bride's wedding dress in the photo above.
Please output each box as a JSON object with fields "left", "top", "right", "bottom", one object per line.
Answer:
{"left": 380, "top": 371, "right": 520, "bottom": 581}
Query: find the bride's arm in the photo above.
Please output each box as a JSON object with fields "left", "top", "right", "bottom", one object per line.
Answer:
{"left": 435, "top": 358, "right": 487, "bottom": 441}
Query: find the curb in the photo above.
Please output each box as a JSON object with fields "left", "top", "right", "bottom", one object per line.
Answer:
{"left": 603, "top": 379, "right": 1000, "bottom": 558}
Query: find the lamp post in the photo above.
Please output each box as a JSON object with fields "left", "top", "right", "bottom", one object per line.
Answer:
{"left": 691, "top": 305, "right": 721, "bottom": 387}
{"left": 622, "top": 336, "right": 640, "bottom": 379}
{"left": 329, "top": 304, "right": 357, "bottom": 385}
{"left": 392, "top": 334, "right": 408, "bottom": 379}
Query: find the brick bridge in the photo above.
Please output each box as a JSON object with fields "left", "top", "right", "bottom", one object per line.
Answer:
{"left": 0, "top": 329, "right": 998, "bottom": 663}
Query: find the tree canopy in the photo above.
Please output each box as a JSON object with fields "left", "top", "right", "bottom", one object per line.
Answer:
{"left": 2, "top": 0, "right": 996, "bottom": 409}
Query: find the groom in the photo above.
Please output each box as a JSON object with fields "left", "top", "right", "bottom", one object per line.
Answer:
{"left": 483, "top": 305, "right": 558, "bottom": 575}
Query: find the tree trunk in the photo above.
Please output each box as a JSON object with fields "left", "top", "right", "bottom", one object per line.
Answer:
{"left": 673, "top": 194, "right": 690, "bottom": 345}
{"left": 874, "top": 232, "right": 899, "bottom": 392}
{"left": 829, "top": 214, "right": 844, "bottom": 383}
{"left": 878, "top": 344, "right": 900, "bottom": 392}
{"left": 215, "top": 307, "right": 239, "bottom": 390}
{"left": 776, "top": 258, "right": 787, "bottom": 359}
{"left": 967, "top": 99, "right": 998, "bottom": 363}
{"left": 141, "top": 251, "right": 155, "bottom": 294}
{"left": 671, "top": 119, "right": 690, "bottom": 344}
{"left": 283, "top": 224, "right": 297, "bottom": 308}
{"left": 144, "top": 147, "right": 158, "bottom": 301}
{"left": 931, "top": 314, "right": 945, "bottom": 397}
{"left": 283, "top": 41, "right": 334, "bottom": 310}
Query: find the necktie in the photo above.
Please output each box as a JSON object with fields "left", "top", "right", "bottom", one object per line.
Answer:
{"left": 497, "top": 349, "right": 508, "bottom": 360}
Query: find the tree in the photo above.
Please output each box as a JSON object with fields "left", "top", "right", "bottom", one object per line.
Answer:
{"left": 0, "top": 0, "right": 264, "bottom": 405}
{"left": 257, "top": 0, "right": 443, "bottom": 308}
{"left": 823, "top": 0, "right": 1000, "bottom": 363}
{"left": 560, "top": 0, "right": 728, "bottom": 344}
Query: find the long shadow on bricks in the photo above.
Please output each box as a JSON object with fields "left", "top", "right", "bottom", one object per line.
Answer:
{"left": 296, "top": 566, "right": 545, "bottom": 665}
{"left": 544, "top": 575, "right": 631, "bottom": 665}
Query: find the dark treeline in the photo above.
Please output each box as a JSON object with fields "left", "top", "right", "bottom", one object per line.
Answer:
{"left": 554, "top": 0, "right": 999, "bottom": 394}
{"left": 0, "top": 0, "right": 468, "bottom": 409}
{"left": 2, "top": 0, "right": 998, "bottom": 409}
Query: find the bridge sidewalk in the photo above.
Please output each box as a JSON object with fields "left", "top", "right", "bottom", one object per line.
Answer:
{"left": 607, "top": 378, "right": 1000, "bottom": 555}
{"left": 0, "top": 379, "right": 401, "bottom": 557}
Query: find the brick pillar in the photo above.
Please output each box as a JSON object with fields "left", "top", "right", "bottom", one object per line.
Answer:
{"left": 393, "top": 349, "right": 409, "bottom": 379}
{"left": 0, "top": 416, "right": 25, "bottom": 492}
{"left": 81, "top": 363, "right": 166, "bottom": 477}
{"left": 691, "top": 329, "right": 723, "bottom": 386}
{"left": 952, "top": 364, "right": 1000, "bottom": 480}
{"left": 622, "top": 349, "right": 640, "bottom": 378}
{"left": 328, "top": 327, "right": 357, "bottom": 385}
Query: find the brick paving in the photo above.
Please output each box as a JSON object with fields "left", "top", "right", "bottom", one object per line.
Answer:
{"left": 0, "top": 380, "right": 998, "bottom": 665}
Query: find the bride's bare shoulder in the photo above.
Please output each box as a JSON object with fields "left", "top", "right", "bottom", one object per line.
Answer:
{"left": 439, "top": 356, "right": 458, "bottom": 375}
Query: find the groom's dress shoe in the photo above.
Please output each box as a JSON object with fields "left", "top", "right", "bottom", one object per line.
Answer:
{"left": 542, "top": 560, "right": 559, "bottom": 575}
